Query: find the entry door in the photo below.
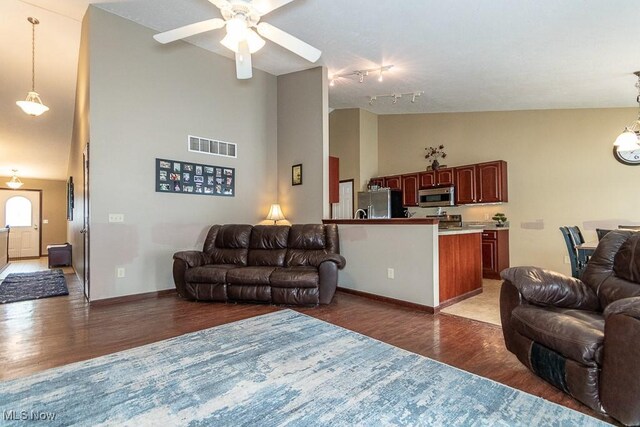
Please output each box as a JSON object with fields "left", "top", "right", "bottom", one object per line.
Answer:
{"left": 331, "top": 180, "right": 354, "bottom": 219}
{"left": 0, "top": 190, "right": 41, "bottom": 258}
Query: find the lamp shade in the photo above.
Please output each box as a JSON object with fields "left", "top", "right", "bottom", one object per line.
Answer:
{"left": 16, "top": 92, "right": 49, "bottom": 116}
{"left": 266, "top": 204, "right": 285, "bottom": 223}
{"left": 6, "top": 170, "right": 24, "bottom": 189}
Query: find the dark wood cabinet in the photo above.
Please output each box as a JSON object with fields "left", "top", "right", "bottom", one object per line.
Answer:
{"left": 369, "top": 177, "right": 384, "bottom": 188}
{"left": 384, "top": 175, "right": 402, "bottom": 190}
{"left": 477, "top": 161, "right": 508, "bottom": 203}
{"left": 455, "top": 161, "right": 508, "bottom": 205}
{"left": 454, "top": 165, "right": 477, "bottom": 205}
{"left": 418, "top": 167, "right": 454, "bottom": 189}
{"left": 481, "top": 229, "right": 510, "bottom": 279}
{"left": 329, "top": 156, "right": 339, "bottom": 204}
{"left": 401, "top": 174, "right": 419, "bottom": 206}
{"left": 439, "top": 232, "right": 483, "bottom": 302}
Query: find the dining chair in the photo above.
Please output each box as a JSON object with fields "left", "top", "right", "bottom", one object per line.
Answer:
{"left": 559, "top": 226, "right": 587, "bottom": 278}
{"left": 596, "top": 228, "right": 614, "bottom": 240}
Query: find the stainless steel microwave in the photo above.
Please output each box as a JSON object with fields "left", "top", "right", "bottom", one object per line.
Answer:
{"left": 418, "top": 186, "right": 455, "bottom": 207}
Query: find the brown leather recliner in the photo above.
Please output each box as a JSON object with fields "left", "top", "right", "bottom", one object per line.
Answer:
{"left": 500, "top": 230, "right": 640, "bottom": 425}
{"left": 173, "top": 224, "right": 345, "bottom": 305}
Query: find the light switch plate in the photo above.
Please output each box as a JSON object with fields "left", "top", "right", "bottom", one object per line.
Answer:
{"left": 43, "top": 219, "right": 49, "bottom": 224}
{"left": 387, "top": 268, "right": 395, "bottom": 279}
{"left": 116, "top": 267, "right": 125, "bottom": 278}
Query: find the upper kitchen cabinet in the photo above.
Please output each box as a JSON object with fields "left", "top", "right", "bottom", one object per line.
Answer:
{"left": 454, "top": 165, "right": 477, "bottom": 205}
{"left": 401, "top": 173, "right": 419, "bottom": 206}
{"left": 454, "top": 161, "right": 508, "bottom": 205}
{"left": 369, "top": 177, "right": 385, "bottom": 188}
{"left": 477, "top": 161, "right": 508, "bottom": 203}
{"left": 384, "top": 175, "right": 402, "bottom": 191}
{"left": 419, "top": 168, "right": 454, "bottom": 189}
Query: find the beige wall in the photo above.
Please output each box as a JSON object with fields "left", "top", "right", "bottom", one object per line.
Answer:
{"left": 359, "top": 109, "right": 378, "bottom": 191}
{"left": 85, "top": 7, "right": 277, "bottom": 300}
{"left": 277, "top": 67, "right": 329, "bottom": 223}
{"left": 377, "top": 108, "right": 640, "bottom": 275}
{"left": 329, "top": 108, "right": 360, "bottom": 189}
{"left": 67, "top": 9, "right": 90, "bottom": 285}
{"left": 1, "top": 178, "right": 67, "bottom": 254}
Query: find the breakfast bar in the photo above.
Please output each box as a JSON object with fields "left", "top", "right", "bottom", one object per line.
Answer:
{"left": 323, "top": 219, "right": 483, "bottom": 312}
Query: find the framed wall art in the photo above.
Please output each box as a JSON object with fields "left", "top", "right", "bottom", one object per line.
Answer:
{"left": 155, "top": 158, "right": 235, "bottom": 197}
{"left": 292, "top": 164, "right": 302, "bottom": 186}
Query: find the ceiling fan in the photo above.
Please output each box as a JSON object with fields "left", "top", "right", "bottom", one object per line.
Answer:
{"left": 153, "top": 0, "right": 321, "bottom": 79}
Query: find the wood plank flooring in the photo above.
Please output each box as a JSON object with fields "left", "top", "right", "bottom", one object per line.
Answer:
{"left": 0, "top": 259, "right": 609, "bottom": 423}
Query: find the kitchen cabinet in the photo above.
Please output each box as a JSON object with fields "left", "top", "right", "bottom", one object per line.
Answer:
{"left": 329, "top": 156, "right": 339, "bottom": 204}
{"left": 439, "top": 232, "right": 483, "bottom": 302}
{"left": 401, "top": 173, "right": 419, "bottom": 206}
{"left": 481, "top": 229, "right": 510, "bottom": 279}
{"left": 418, "top": 168, "right": 454, "bottom": 189}
{"left": 369, "top": 177, "right": 385, "bottom": 188}
{"left": 455, "top": 161, "right": 508, "bottom": 205}
{"left": 454, "top": 165, "right": 477, "bottom": 205}
{"left": 384, "top": 175, "right": 402, "bottom": 191}
{"left": 477, "top": 161, "right": 508, "bottom": 203}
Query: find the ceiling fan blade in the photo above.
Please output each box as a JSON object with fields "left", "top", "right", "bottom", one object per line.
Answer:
{"left": 251, "top": 0, "right": 295, "bottom": 16}
{"left": 256, "top": 22, "right": 321, "bottom": 62}
{"left": 153, "top": 18, "right": 226, "bottom": 44}
{"left": 235, "top": 41, "right": 253, "bottom": 79}
{"left": 208, "top": 0, "right": 232, "bottom": 9}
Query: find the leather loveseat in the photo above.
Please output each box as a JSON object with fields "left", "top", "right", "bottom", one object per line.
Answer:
{"left": 500, "top": 230, "right": 640, "bottom": 425}
{"left": 173, "top": 224, "right": 345, "bottom": 305}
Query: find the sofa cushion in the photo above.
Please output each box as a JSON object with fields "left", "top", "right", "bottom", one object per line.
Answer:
{"left": 184, "top": 264, "right": 238, "bottom": 283}
{"left": 613, "top": 232, "right": 640, "bottom": 284}
{"left": 203, "top": 225, "right": 252, "bottom": 266}
{"left": 247, "top": 225, "right": 289, "bottom": 267}
{"left": 270, "top": 266, "right": 319, "bottom": 288}
{"left": 288, "top": 224, "right": 326, "bottom": 249}
{"left": 511, "top": 305, "right": 604, "bottom": 366}
{"left": 272, "top": 287, "right": 319, "bottom": 305}
{"left": 226, "top": 266, "right": 276, "bottom": 285}
{"left": 228, "top": 284, "right": 271, "bottom": 302}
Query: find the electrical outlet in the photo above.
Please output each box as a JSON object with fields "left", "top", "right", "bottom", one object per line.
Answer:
{"left": 109, "top": 214, "right": 125, "bottom": 223}
{"left": 564, "top": 256, "right": 570, "bottom": 264}
{"left": 484, "top": 213, "right": 490, "bottom": 220}
{"left": 43, "top": 219, "right": 49, "bottom": 224}
{"left": 116, "top": 267, "right": 125, "bottom": 278}
{"left": 387, "top": 268, "right": 395, "bottom": 279}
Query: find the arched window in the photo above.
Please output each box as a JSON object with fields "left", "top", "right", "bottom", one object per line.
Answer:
{"left": 5, "top": 196, "right": 32, "bottom": 227}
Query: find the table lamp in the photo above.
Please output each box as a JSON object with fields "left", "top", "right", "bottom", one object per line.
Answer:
{"left": 266, "top": 204, "right": 285, "bottom": 225}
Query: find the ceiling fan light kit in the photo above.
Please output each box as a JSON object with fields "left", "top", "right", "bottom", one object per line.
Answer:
{"left": 613, "top": 71, "right": 640, "bottom": 151}
{"left": 153, "top": 0, "right": 321, "bottom": 80}
{"left": 16, "top": 17, "right": 49, "bottom": 117}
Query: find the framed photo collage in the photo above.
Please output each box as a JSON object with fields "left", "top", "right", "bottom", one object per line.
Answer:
{"left": 155, "top": 158, "right": 235, "bottom": 197}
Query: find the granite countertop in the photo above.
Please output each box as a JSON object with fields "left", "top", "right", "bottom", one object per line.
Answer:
{"left": 438, "top": 228, "right": 484, "bottom": 235}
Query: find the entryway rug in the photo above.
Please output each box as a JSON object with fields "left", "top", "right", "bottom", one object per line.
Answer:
{"left": 0, "top": 269, "right": 68, "bottom": 304}
{"left": 0, "top": 310, "right": 608, "bottom": 426}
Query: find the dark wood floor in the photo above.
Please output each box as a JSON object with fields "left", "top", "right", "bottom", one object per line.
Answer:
{"left": 0, "top": 270, "right": 609, "bottom": 423}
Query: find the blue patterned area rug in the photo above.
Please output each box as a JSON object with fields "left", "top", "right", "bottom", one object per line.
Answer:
{"left": 0, "top": 310, "right": 607, "bottom": 426}
{"left": 0, "top": 269, "right": 68, "bottom": 304}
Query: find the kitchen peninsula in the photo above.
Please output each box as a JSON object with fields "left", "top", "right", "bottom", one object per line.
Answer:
{"left": 323, "top": 219, "right": 483, "bottom": 312}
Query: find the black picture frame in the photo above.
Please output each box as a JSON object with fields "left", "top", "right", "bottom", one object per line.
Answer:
{"left": 66, "top": 177, "right": 74, "bottom": 221}
{"left": 292, "top": 164, "right": 302, "bottom": 186}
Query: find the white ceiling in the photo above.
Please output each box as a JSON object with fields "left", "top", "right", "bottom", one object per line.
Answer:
{"left": 3, "top": 0, "right": 640, "bottom": 180}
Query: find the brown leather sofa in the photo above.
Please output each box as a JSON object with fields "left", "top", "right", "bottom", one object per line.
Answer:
{"left": 500, "top": 230, "right": 640, "bottom": 425}
{"left": 173, "top": 224, "right": 345, "bottom": 305}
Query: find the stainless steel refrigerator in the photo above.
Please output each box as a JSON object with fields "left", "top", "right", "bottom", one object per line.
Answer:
{"left": 357, "top": 189, "right": 405, "bottom": 218}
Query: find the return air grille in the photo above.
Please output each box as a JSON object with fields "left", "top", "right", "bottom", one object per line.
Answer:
{"left": 188, "top": 135, "right": 237, "bottom": 158}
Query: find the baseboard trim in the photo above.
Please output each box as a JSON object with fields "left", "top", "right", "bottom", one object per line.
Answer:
{"left": 437, "top": 288, "right": 483, "bottom": 310}
{"left": 337, "top": 287, "right": 436, "bottom": 314}
{"left": 90, "top": 289, "right": 177, "bottom": 307}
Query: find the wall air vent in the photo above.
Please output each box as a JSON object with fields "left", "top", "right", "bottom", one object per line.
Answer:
{"left": 188, "top": 135, "right": 237, "bottom": 158}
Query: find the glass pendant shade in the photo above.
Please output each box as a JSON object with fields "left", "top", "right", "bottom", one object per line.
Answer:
{"left": 6, "top": 170, "right": 24, "bottom": 189}
{"left": 220, "top": 18, "right": 265, "bottom": 54}
{"left": 614, "top": 129, "right": 640, "bottom": 151}
{"left": 16, "top": 91, "right": 49, "bottom": 116}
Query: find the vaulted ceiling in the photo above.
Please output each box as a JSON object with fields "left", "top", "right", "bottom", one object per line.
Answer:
{"left": 2, "top": 0, "right": 640, "bottom": 180}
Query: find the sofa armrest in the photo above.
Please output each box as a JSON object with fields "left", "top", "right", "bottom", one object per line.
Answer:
{"left": 500, "top": 266, "right": 599, "bottom": 310}
{"left": 601, "top": 298, "right": 640, "bottom": 425}
{"left": 604, "top": 296, "right": 640, "bottom": 320}
{"left": 173, "top": 251, "right": 208, "bottom": 268}
{"left": 318, "top": 253, "right": 346, "bottom": 270}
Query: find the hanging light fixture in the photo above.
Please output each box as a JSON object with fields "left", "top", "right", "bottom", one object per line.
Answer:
{"left": 614, "top": 71, "right": 640, "bottom": 151}
{"left": 16, "top": 17, "right": 49, "bottom": 117}
{"left": 6, "top": 170, "right": 24, "bottom": 189}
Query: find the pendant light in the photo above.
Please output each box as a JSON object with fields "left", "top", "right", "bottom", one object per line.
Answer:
{"left": 16, "top": 17, "right": 49, "bottom": 117}
{"left": 613, "top": 71, "right": 640, "bottom": 151}
{"left": 6, "top": 170, "right": 24, "bottom": 190}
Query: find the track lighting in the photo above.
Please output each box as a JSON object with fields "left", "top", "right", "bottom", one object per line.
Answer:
{"left": 366, "top": 91, "right": 424, "bottom": 106}
{"left": 329, "top": 65, "right": 394, "bottom": 86}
